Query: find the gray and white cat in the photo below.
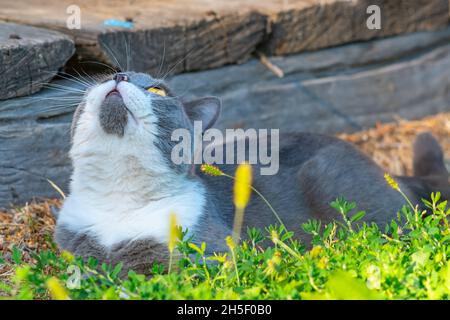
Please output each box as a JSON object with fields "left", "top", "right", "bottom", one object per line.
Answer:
{"left": 55, "top": 71, "right": 450, "bottom": 275}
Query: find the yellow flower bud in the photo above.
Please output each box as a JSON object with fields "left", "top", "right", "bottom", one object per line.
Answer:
{"left": 318, "top": 257, "right": 328, "bottom": 270}
{"left": 168, "top": 212, "right": 180, "bottom": 253}
{"left": 310, "top": 246, "right": 323, "bottom": 258}
{"left": 272, "top": 251, "right": 282, "bottom": 265}
{"left": 270, "top": 230, "right": 280, "bottom": 243}
{"left": 46, "top": 277, "right": 70, "bottom": 300}
{"left": 264, "top": 260, "right": 277, "bottom": 277}
{"left": 61, "top": 250, "right": 75, "bottom": 263}
{"left": 384, "top": 173, "right": 400, "bottom": 191}
{"left": 233, "top": 162, "right": 252, "bottom": 209}
{"left": 225, "top": 235, "right": 236, "bottom": 250}
{"left": 200, "top": 164, "right": 224, "bottom": 176}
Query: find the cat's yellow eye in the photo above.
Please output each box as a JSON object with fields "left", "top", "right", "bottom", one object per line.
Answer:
{"left": 147, "top": 87, "right": 167, "bottom": 97}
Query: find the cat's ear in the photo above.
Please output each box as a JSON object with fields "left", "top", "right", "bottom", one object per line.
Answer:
{"left": 184, "top": 97, "right": 221, "bottom": 131}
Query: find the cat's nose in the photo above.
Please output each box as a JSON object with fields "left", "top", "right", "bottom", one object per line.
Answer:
{"left": 113, "top": 73, "right": 129, "bottom": 83}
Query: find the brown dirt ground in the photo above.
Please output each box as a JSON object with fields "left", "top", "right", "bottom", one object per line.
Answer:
{"left": 1, "top": 112, "right": 450, "bottom": 280}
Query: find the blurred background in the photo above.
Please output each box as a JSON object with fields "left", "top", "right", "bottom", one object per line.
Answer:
{"left": 1, "top": 0, "right": 450, "bottom": 208}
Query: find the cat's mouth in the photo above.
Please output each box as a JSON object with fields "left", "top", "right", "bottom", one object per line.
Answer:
{"left": 104, "top": 88, "right": 135, "bottom": 119}
{"left": 106, "top": 88, "right": 121, "bottom": 98}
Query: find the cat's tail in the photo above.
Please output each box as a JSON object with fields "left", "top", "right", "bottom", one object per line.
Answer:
{"left": 413, "top": 132, "right": 448, "bottom": 178}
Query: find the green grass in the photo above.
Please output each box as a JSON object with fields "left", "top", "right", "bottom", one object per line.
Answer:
{"left": 1, "top": 191, "right": 450, "bottom": 300}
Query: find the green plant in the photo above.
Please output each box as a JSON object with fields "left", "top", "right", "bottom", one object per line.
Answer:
{"left": 2, "top": 187, "right": 450, "bottom": 300}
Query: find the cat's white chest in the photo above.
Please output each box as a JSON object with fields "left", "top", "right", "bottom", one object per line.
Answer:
{"left": 57, "top": 181, "right": 206, "bottom": 248}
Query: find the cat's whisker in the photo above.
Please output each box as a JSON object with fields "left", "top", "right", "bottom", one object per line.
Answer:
{"left": 50, "top": 72, "right": 92, "bottom": 88}
{"left": 42, "top": 81, "right": 87, "bottom": 90}
{"left": 101, "top": 42, "right": 124, "bottom": 71}
{"left": 156, "top": 40, "right": 166, "bottom": 79}
{"left": 70, "top": 68, "right": 98, "bottom": 87}
{"left": 159, "top": 39, "right": 216, "bottom": 82}
{"left": 124, "top": 33, "right": 131, "bottom": 71}
{"left": 42, "top": 83, "right": 86, "bottom": 91}
{"left": 79, "top": 60, "right": 118, "bottom": 73}
{"left": 90, "top": 72, "right": 114, "bottom": 83}
{"left": 35, "top": 97, "right": 83, "bottom": 101}
{"left": 40, "top": 70, "right": 92, "bottom": 88}
{"left": 42, "top": 86, "right": 87, "bottom": 95}
{"left": 39, "top": 104, "right": 81, "bottom": 109}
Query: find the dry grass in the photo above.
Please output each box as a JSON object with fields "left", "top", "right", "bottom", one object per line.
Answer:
{"left": 0, "top": 200, "right": 60, "bottom": 281}
{"left": 1, "top": 112, "right": 450, "bottom": 279}
{"left": 338, "top": 113, "right": 450, "bottom": 176}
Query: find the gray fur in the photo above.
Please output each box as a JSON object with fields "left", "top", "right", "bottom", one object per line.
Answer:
{"left": 194, "top": 133, "right": 409, "bottom": 246}
{"left": 55, "top": 226, "right": 170, "bottom": 277}
{"left": 59, "top": 72, "right": 450, "bottom": 276}
{"left": 151, "top": 95, "right": 193, "bottom": 174}
{"left": 183, "top": 97, "right": 221, "bottom": 131}
{"left": 414, "top": 132, "right": 449, "bottom": 177}
{"left": 99, "top": 94, "right": 128, "bottom": 137}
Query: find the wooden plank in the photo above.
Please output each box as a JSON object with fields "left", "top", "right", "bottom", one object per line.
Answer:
{"left": 258, "top": 0, "right": 450, "bottom": 55}
{"left": 0, "top": 0, "right": 447, "bottom": 76}
{"left": 1, "top": 27, "right": 450, "bottom": 208}
{"left": 0, "top": 23, "right": 75, "bottom": 99}
{"left": 0, "top": 0, "right": 267, "bottom": 75}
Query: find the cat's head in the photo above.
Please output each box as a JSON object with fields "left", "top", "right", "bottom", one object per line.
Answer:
{"left": 70, "top": 71, "right": 221, "bottom": 175}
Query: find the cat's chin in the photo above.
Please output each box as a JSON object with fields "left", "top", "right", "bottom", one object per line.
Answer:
{"left": 99, "top": 93, "right": 128, "bottom": 136}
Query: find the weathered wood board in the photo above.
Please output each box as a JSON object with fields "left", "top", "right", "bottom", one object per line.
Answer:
{"left": 0, "top": 23, "right": 75, "bottom": 99}
{"left": 1, "top": 27, "right": 450, "bottom": 208}
{"left": 258, "top": 0, "right": 450, "bottom": 55}
{"left": 0, "top": 0, "right": 447, "bottom": 75}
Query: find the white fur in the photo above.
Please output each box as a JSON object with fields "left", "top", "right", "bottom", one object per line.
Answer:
{"left": 58, "top": 80, "right": 205, "bottom": 248}
{"left": 58, "top": 181, "right": 205, "bottom": 248}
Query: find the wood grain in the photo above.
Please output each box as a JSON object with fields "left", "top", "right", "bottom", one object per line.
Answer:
{"left": 0, "top": 0, "right": 447, "bottom": 75}
{"left": 0, "top": 23, "right": 74, "bottom": 99}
